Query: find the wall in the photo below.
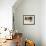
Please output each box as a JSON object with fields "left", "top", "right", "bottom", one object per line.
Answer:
{"left": 41, "top": 0, "right": 46, "bottom": 46}
{"left": 0, "top": 0, "right": 16, "bottom": 30}
{"left": 13, "top": 0, "right": 41, "bottom": 46}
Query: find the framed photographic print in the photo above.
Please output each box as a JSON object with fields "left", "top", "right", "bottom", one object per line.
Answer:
{"left": 23, "top": 15, "right": 35, "bottom": 25}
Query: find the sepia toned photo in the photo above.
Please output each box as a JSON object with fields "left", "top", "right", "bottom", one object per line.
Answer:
{"left": 23, "top": 15, "right": 35, "bottom": 25}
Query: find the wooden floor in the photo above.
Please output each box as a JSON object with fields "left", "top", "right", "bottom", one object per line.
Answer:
{"left": 0, "top": 39, "right": 16, "bottom": 46}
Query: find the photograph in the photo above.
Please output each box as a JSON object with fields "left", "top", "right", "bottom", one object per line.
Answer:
{"left": 23, "top": 15, "right": 35, "bottom": 25}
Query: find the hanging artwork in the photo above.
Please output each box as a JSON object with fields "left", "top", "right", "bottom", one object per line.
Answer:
{"left": 23, "top": 15, "right": 35, "bottom": 25}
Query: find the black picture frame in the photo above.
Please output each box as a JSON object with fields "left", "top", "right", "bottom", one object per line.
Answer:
{"left": 23, "top": 15, "right": 35, "bottom": 25}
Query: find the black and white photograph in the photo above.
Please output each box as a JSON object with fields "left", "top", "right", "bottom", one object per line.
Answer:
{"left": 23, "top": 15, "right": 35, "bottom": 25}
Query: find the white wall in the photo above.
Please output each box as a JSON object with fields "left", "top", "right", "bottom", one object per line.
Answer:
{"left": 41, "top": 0, "right": 46, "bottom": 46}
{"left": 13, "top": 0, "right": 41, "bottom": 46}
{"left": 12, "top": 0, "right": 46, "bottom": 46}
{"left": 0, "top": 0, "right": 16, "bottom": 30}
